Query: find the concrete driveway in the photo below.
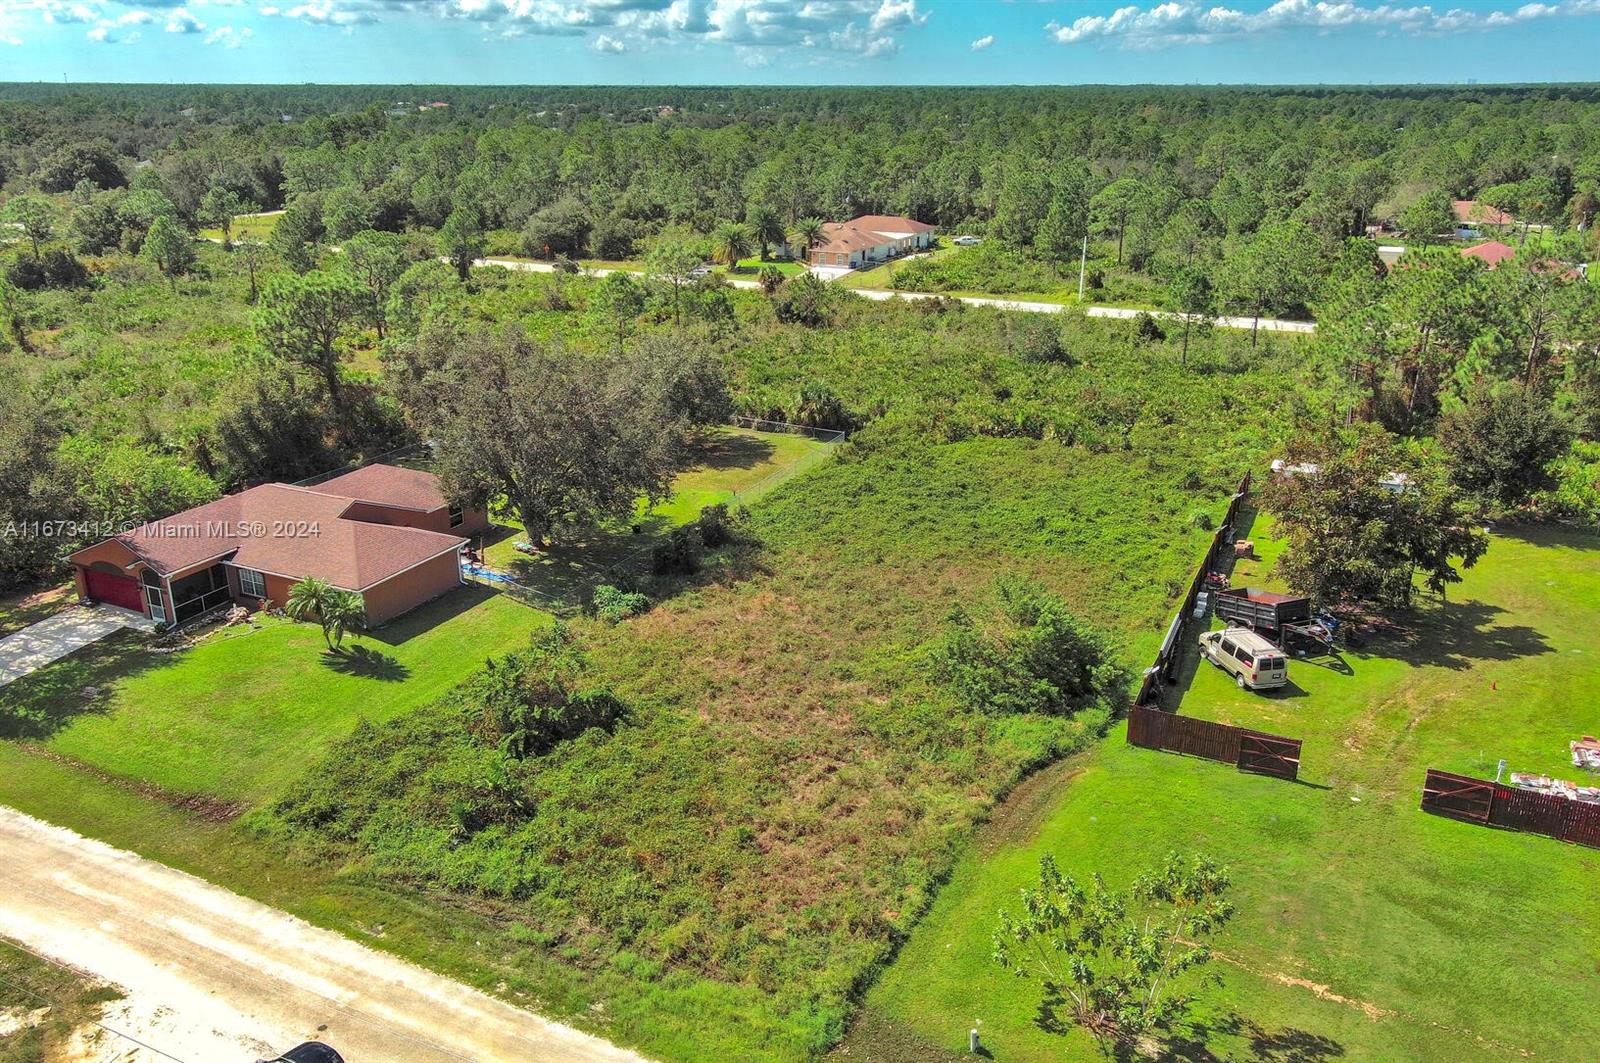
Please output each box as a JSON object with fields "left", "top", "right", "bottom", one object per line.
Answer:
{"left": 0, "top": 806, "right": 651, "bottom": 1062}
{"left": 0, "top": 605, "right": 156, "bottom": 688}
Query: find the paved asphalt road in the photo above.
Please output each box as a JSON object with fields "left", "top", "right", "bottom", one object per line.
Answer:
{"left": 0, "top": 805, "right": 650, "bottom": 1063}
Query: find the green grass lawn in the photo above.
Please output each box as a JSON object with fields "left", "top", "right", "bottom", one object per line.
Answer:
{"left": 480, "top": 426, "right": 832, "bottom": 607}
{"left": 197, "top": 211, "right": 281, "bottom": 243}
{"left": 727, "top": 258, "right": 805, "bottom": 277}
{"left": 856, "top": 516, "right": 1600, "bottom": 1062}
{"left": 0, "top": 586, "right": 544, "bottom": 805}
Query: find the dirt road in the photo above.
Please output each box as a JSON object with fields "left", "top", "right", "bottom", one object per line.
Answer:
{"left": 0, "top": 805, "right": 650, "bottom": 1063}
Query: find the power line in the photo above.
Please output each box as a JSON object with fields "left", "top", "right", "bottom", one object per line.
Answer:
{"left": 0, "top": 940, "right": 189, "bottom": 1063}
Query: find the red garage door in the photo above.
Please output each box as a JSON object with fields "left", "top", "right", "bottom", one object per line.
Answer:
{"left": 83, "top": 569, "right": 145, "bottom": 613}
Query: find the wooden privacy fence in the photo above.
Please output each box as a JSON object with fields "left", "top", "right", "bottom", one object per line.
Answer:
{"left": 1127, "top": 705, "right": 1303, "bottom": 781}
{"left": 1421, "top": 769, "right": 1600, "bottom": 849}
{"left": 1134, "top": 472, "right": 1254, "bottom": 706}
{"left": 1123, "top": 471, "right": 1306, "bottom": 784}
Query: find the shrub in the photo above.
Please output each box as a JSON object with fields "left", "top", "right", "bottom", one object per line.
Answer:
{"left": 757, "top": 265, "right": 785, "bottom": 294}
{"left": 1008, "top": 314, "right": 1070, "bottom": 364}
{"left": 7, "top": 249, "right": 91, "bottom": 291}
{"left": 771, "top": 273, "right": 838, "bottom": 327}
{"left": 1134, "top": 312, "right": 1166, "bottom": 342}
{"left": 790, "top": 384, "right": 857, "bottom": 432}
{"left": 651, "top": 524, "right": 703, "bottom": 575}
{"left": 463, "top": 625, "right": 628, "bottom": 759}
{"left": 927, "top": 576, "right": 1127, "bottom": 717}
{"left": 592, "top": 584, "right": 651, "bottom": 623}
{"left": 1537, "top": 440, "right": 1600, "bottom": 526}
{"left": 697, "top": 503, "right": 733, "bottom": 547}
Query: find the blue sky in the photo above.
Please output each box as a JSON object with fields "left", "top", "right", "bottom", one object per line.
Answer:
{"left": 2, "top": 1, "right": 1599, "bottom": 85}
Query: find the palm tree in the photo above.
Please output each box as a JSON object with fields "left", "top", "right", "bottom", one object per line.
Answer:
{"left": 787, "top": 217, "right": 826, "bottom": 264}
{"left": 285, "top": 576, "right": 366, "bottom": 651}
{"left": 746, "top": 203, "right": 785, "bottom": 260}
{"left": 711, "top": 221, "right": 755, "bottom": 268}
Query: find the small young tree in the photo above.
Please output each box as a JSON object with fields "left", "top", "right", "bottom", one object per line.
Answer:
{"left": 994, "top": 851, "right": 1234, "bottom": 1050}
{"left": 584, "top": 270, "right": 646, "bottom": 355}
{"left": 644, "top": 238, "right": 702, "bottom": 327}
{"left": 771, "top": 273, "right": 839, "bottom": 327}
{"left": 141, "top": 215, "right": 196, "bottom": 290}
{"left": 439, "top": 204, "right": 486, "bottom": 282}
{"left": 0, "top": 278, "right": 32, "bottom": 353}
{"left": 253, "top": 269, "right": 366, "bottom": 409}
{"left": 200, "top": 186, "right": 253, "bottom": 250}
{"left": 340, "top": 229, "right": 411, "bottom": 340}
{"left": 1165, "top": 265, "right": 1215, "bottom": 367}
{"left": 236, "top": 239, "right": 270, "bottom": 304}
{"left": 284, "top": 577, "right": 366, "bottom": 650}
{"left": 3, "top": 195, "right": 55, "bottom": 261}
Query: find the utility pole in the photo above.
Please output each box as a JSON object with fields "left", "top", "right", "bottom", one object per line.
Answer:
{"left": 1077, "top": 233, "right": 1088, "bottom": 301}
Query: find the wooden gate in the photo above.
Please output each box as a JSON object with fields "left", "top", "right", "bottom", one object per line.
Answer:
{"left": 1420, "top": 769, "right": 1495, "bottom": 824}
{"left": 1237, "top": 731, "right": 1302, "bottom": 780}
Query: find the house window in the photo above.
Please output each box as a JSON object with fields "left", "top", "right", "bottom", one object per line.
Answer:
{"left": 237, "top": 568, "right": 267, "bottom": 599}
{"left": 449, "top": 503, "right": 464, "bottom": 528}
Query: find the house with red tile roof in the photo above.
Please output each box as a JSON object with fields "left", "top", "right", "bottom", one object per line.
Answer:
{"left": 1461, "top": 240, "right": 1518, "bottom": 268}
{"left": 802, "top": 214, "right": 936, "bottom": 269}
{"left": 1453, "top": 199, "right": 1514, "bottom": 228}
{"left": 67, "top": 465, "right": 489, "bottom": 627}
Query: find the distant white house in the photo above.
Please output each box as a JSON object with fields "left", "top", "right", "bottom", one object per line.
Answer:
{"left": 800, "top": 214, "right": 936, "bottom": 270}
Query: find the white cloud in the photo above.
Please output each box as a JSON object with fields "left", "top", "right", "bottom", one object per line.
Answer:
{"left": 81, "top": 7, "right": 152, "bottom": 42}
{"left": 970, "top": 32, "right": 992, "bottom": 50}
{"left": 591, "top": 30, "right": 624, "bottom": 50}
{"left": 205, "top": 22, "right": 251, "bottom": 44}
{"left": 42, "top": 3, "right": 100, "bottom": 24}
{"left": 1046, "top": 0, "right": 1598, "bottom": 49}
{"left": 164, "top": 6, "right": 204, "bottom": 31}
{"left": 273, "top": 0, "right": 380, "bottom": 26}
{"left": 243, "top": 0, "right": 925, "bottom": 58}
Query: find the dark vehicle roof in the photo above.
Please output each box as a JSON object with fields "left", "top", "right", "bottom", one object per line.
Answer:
{"left": 269, "top": 1043, "right": 345, "bottom": 1063}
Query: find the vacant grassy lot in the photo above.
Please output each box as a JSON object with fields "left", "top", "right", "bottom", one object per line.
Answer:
{"left": 0, "top": 587, "right": 541, "bottom": 804}
{"left": 0, "top": 937, "right": 120, "bottom": 1063}
{"left": 480, "top": 426, "right": 832, "bottom": 606}
{"left": 858, "top": 516, "right": 1600, "bottom": 1062}
{"left": 197, "top": 210, "right": 282, "bottom": 243}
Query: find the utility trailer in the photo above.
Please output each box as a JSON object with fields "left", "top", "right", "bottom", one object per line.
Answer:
{"left": 1213, "top": 586, "right": 1336, "bottom": 654}
{"left": 1214, "top": 587, "right": 1311, "bottom": 632}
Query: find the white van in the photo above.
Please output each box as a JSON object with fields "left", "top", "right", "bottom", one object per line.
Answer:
{"left": 1198, "top": 627, "right": 1288, "bottom": 691}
